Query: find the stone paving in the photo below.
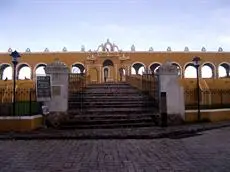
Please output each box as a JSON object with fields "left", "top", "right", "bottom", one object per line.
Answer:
{"left": 1, "top": 127, "right": 230, "bottom": 172}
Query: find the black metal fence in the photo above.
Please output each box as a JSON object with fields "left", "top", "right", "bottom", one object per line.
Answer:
{"left": 68, "top": 73, "right": 86, "bottom": 112}
{"left": 185, "top": 89, "right": 230, "bottom": 109}
{"left": 141, "top": 71, "right": 159, "bottom": 102}
{"left": 0, "top": 88, "right": 42, "bottom": 116}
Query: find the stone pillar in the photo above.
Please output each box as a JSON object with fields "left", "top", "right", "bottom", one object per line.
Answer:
{"left": 44, "top": 59, "right": 69, "bottom": 112}
{"left": 158, "top": 61, "right": 185, "bottom": 124}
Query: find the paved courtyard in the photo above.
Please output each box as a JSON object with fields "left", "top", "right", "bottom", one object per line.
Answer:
{"left": 1, "top": 127, "right": 230, "bottom": 172}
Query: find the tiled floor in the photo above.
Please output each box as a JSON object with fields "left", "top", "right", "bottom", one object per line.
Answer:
{"left": 0, "top": 127, "right": 230, "bottom": 172}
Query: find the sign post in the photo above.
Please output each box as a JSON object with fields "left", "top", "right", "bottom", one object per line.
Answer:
{"left": 36, "top": 75, "right": 51, "bottom": 102}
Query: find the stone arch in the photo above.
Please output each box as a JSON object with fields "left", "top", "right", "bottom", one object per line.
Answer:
{"left": 103, "top": 59, "right": 114, "bottom": 67}
{"left": 17, "top": 63, "right": 32, "bottom": 80}
{"left": 218, "top": 62, "right": 230, "bottom": 78}
{"left": 184, "top": 62, "right": 197, "bottom": 78}
{"left": 171, "top": 62, "right": 182, "bottom": 77}
{"left": 118, "top": 67, "right": 126, "bottom": 81}
{"left": 0, "top": 63, "right": 12, "bottom": 80}
{"left": 201, "top": 62, "right": 216, "bottom": 78}
{"left": 103, "top": 59, "right": 114, "bottom": 82}
{"left": 131, "top": 62, "right": 146, "bottom": 75}
{"left": 148, "top": 62, "right": 161, "bottom": 74}
{"left": 34, "top": 63, "right": 47, "bottom": 76}
{"left": 71, "top": 62, "right": 85, "bottom": 74}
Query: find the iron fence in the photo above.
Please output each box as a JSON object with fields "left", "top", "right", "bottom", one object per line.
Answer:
{"left": 0, "top": 88, "right": 42, "bottom": 116}
{"left": 141, "top": 71, "right": 159, "bottom": 103}
{"left": 68, "top": 73, "right": 86, "bottom": 112}
{"left": 185, "top": 89, "right": 230, "bottom": 109}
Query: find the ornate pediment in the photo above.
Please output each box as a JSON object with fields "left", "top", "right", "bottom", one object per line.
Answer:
{"left": 86, "top": 54, "right": 97, "bottom": 61}
{"left": 119, "top": 54, "right": 130, "bottom": 61}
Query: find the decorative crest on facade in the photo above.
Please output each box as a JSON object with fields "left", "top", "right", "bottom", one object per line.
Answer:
{"left": 97, "top": 39, "right": 119, "bottom": 52}
{"left": 149, "top": 47, "right": 154, "bottom": 51}
{"left": 81, "top": 45, "right": 85, "bottom": 52}
{"left": 201, "top": 47, "right": 206, "bottom": 52}
{"left": 26, "top": 48, "right": 31, "bottom": 52}
{"left": 44, "top": 48, "right": 49, "bottom": 52}
{"left": 86, "top": 54, "right": 97, "bottom": 62}
{"left": 218, "top": 47, "right": 223, "bottom": 52}
{"left": 184, "top": 46, "right": 189, "bottom": 51}
{"left": 119, "top": 54, "right": 130, "bottom": 61}
{"left": 62, "top": 47, "right": 67, "bottom": 52}
{"left": 131, "top": 45, "right": 135, "bottom": 51}
{"left": 167, "top": 47, "right": 172, "bottom": 51}
{"left": 8, "top": 48, "right": 12, "bottom": 53}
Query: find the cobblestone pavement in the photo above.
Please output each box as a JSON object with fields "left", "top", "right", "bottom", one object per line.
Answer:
{"left": 1, "top": 127, "right": 230, "bottom": 172}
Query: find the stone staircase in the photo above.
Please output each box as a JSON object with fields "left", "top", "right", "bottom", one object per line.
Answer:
{"left": 60, "top": 83, "right": 159, "bottom": 129}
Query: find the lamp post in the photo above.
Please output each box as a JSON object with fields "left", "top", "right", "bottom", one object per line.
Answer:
{"left": 192, "top": 56, "right": 201, "bottom": 121}
{"left": 10, "top": 50, "right": 21, "bottom": 116}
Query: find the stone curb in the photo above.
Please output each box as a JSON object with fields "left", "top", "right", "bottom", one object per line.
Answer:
{"left": 0, "top": 123, "right": 230, "bottom": 140}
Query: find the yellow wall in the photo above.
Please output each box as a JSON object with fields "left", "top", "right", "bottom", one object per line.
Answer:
{"left": 1, "top": 50, "right": 230, "bottom": 81}
{"left": 0, "top": 115, "right": 43, "bottom": 132}
{"left": 185, "top": 110, "right": 230, "bottom": 122}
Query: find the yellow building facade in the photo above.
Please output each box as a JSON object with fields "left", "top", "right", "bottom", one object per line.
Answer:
{"left": 0, "top": 39, "right": 230, "bottom": 84}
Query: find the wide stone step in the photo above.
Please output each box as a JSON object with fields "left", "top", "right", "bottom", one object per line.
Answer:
{"left": 68, "top": 108, "right": 155, "bottom": 115}
{"left": 59, "top": 121, "right": 156, "bottom": 129}
{"left": 71, "top": 91, "right": 141, "bottom": 95}
{"left": 68, "top": 102, "right": 149, "bottom": 108}
{"left": 69, "top": 97, "right": 149, "bottom": 102}
{"left": 69, "top": 101, "right": 147, "bottom": 106}
{"left": 87, "top": 84, "right": 131, "bottom": 87}
{"left": 71, "top": 113, "right": 156, "bottom": 119}
{"left": 62, "top": 117, "right": 154, "bottom": 125}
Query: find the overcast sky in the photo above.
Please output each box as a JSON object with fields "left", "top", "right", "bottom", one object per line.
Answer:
{"left": 0, "top": 0, "right": 230, "bottom": 52}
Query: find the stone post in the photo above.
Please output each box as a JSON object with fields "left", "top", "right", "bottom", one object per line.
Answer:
{"left": 44, "top": 58, "right": 69, "bottom": 112}
{"left": 158, "top": 61, "right": 185, "bottom": 124}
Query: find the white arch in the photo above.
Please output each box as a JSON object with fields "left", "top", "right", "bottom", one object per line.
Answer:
{"left": 138, "top": 66, "right": 145, "bottom": 75}
{"left": 72, "top": 67, "right": 81, "bottom": 73}
{"left": 184, "top": 66, "right": 197, "bottom": 78}
{"left": 16, "top": 62, "right": 32, "bottom": 73}
{"left": 201, "top": 61, "right": 216, "bottom": 72}
{"left": 148, "top": 62, "right": 162, "bottom": 70}
{"left": 183, "top": 62, "right": 194, "bottom": 71}
{"left": 71, "top": 62, "right": 85, "bottom": 67}
{"left": 183, "top": 62, "right": 196, "bottom": 78}
{"left": 218, "top": 62, "right": 230, "bottom": 67}
{"left": 131, "top": 61, "right": 146, "bottom": 68}
{"left": 201, "top": 61, "right": 216, "bottom": 78}
{"left": 1, "top": 63, "right": 12, "bottom": 80}
{"left": 0, "top": 63, "right": 11, "bottom": 67}
{"left": 16, "top": 62, "right": 32, "bottom": 80}
{"left": 218, "top": 62, "right": 230, "bottom": 78}
{"left": 171, "top": 61, "right": 183, "bottom": 78}
{"left": 131, "top": 61, "right": 146, "bottom": 75}
{"left": 33, "top": 63, "right": 47, "bottom": 74}
{"left": 171, "top": 62, "right": 182, "bottom": 71}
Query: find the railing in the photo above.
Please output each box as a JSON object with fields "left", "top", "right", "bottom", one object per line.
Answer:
{"left": 68, "top": 73, "right": 86, "bottom": 93}
{"left": 0, "top": 88, "right": 42, "bottom": 116}
{"left": 185, "top": 89, "right": 230, "bottom": 109}
{"left": 126, "top": 73, "right": 159, "bottom": 105}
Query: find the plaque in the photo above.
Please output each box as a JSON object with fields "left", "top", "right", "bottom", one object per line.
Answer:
{"left": 36, "top": 75, "right": 51, "bottom": 101}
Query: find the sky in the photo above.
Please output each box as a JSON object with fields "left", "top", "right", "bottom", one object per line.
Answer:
{"left": 0, "top": 0, "right": 230, "bottom": 52}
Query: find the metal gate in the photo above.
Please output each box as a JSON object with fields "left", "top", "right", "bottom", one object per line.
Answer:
{"left": 68, "top": 73, "right": 86, "bottom": 113}
{"left": 142, "top": 70, "right": 160, "bottom": 110}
